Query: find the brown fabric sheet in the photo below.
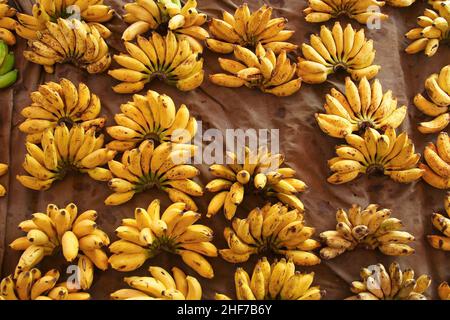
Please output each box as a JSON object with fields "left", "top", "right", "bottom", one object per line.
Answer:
{"left": 0, "top": 0, "right": 449, "bottom": 300}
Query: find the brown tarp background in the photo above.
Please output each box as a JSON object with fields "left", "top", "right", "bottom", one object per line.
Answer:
{"left": 0, "top": 0, "right": 449, "bottom": 300}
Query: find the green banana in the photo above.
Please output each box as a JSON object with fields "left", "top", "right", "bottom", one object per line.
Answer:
{"left": 0, "top": 41, "right": 7, "bottom": 67}
{"left": 0, "top": 52, "right": 15, "bottom": 75}
{"left": 0, "top": 69, "right": 18, "bottom": 88}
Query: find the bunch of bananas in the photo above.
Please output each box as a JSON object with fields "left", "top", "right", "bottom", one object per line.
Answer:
{"left": 327, "top": 127, "right": 423, "bottom": 184}
{"left": 0, "top": 268, "right": 90, "bottom": 300}
{"left": 111, "top": 265, "right": 202, "bottom": 300}
{"left": 0, "top": 163, "right": 7, "bottom": 196}
{"left": 206, "top": 147, "right": 307, "bottom": 219}
{"left": 439, "top": 282, "right": 450, "bottom": 300}
{"left": 23, "top": 18, "right": 111, "bottom": 74}
{"left": 209, "top": 43, "right": 302, "bottom": 97}
{"left": 109, "top": 31, "right": 204, "bottom": 93}
{"left": 320, "top": 204, "right": 415, "bottom": 259}
{"left": 108, "top": 200, "right": 216, "bottom": 279}
{"left": 10, "top": 203, "right": 110, "bottom": 281}
{"left": 16, "top": 0, "right": 113, "bottom": 41}
{"left": 219, "top": 203, "right": 321, "bottom": 266}
{"left": 0, "top": 41, "right": 17, "bottom": 88}
{"left": 316, "top": 77, "right": 407, "bottom": 138}
{"left": 427, "top": 193, "right": 450, "bottom": 250}
{"left": 19, "top": 79, "right": 105, "bottom": 144}
{"left": 206, "top": 3, "right": 297, "bottom": 55}
{"left": 122, "top": 0, "right": 208, "bottom": 51}
{"left": 0, "top": 0, "right": 17, "bottom": 45}
{"left": 413, "top": 65, "right": 450, "bottom": 134}
{"left": 420, "top": 132, "right": 450, "bottom": 189}
{"left": 298, "top": 22, "right": 381, "bottom": 84}
{"left": 106, "top": 90, "right": 197, "bottom": 152}
{"left": 215, "top": 258, "right": 323, "bottom": 300}
{"left": 346, "top": 262, "right": 431, "bottom": 300}
{"left": 105, "top": 141, "right": 201, "bottom": 207}
{"left": 405, "top": 4, "right": 449, "bottom": 57}
{"left": 16, "top": 123, "right": 115, "bottom": 191}
{"left": 303, "top": 0, "right": 388, "bottom": 24}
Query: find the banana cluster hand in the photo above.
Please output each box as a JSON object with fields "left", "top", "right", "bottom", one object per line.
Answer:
{"left": 303, "top": 0, "right": 388, "bottom": 24}
{"left": 439, "top": 281, "right": 450, "bottom": 300}
{"left": 427, "top": 193, "right": 450, "bottom": 250}
{"left": 219, "top": 203, "right": 320, "bottom": 266}
{"left": 209, "top": 43, "right": 301, "bottom": 97}
{"left": 0, "top": 268, "right": 90, "bottom": 300}
{"left": 320, "top": 204, "right": 415, "bottom": 259}
{"left": 0, "top": 163, "right": 7, "bottom": 196}
{"left": 9, "top": 203, "right": 110, "bottom": 284}
{"left": 346, "top": 262, "right": 431, "bottom": 300}
{"left": 206, "top": 146, "right": 307, "bottom": 220}
{"left": 420, "top": 132, "right": 450, "bottom": 188}
{"left": 413, "top": 65, "right": 450, "bottom": 134}
{"left": 405, "top": 4, "right": 449, "bottom": 57}
{"left": 19, "top": 79, "right": 106, "bottom": 144}
{"left": 17, "top": 123, "right": 115, "bottom": 191}
{"left": 16, "top": 0, "right": 113, "bottom": 41}
{"left": 215, "top": 258, "right": 323, "bottom": 300}
{"left": 0, "top": 0, "right": 17, "bottom": 45}
{"left": 109, "top": 31, "right": 204, "bottom": 93}
{"left": 298, "top": 22, "right": 381, "bottom": 84}
{"left": 327, "top": 127, "right": 423, "bottom": 184}
{"left": 108, "top": 200, "right": 217, "bottom": 278}
{"left": 105, "top": 141, "right": 201, "bottom": 207}
{"left": 206, "top": 3, "right": 297, "bottom": 54}
{"left": 111, "top": 265, "right": 202, "bottom": 300}
{"left": 122, "top": 0, "right": 208, "bottom": 51}
{"left": 23, "top": 18, "right": 111, "bottom": 74}
{"left": 316, "top": 77, "right": 407, "bottom": 138}
{"left": 106, "top": 90, "right": 197, "bottom": 152}
{"left": 0, "top": 41, "right": 17, "bottom": 88}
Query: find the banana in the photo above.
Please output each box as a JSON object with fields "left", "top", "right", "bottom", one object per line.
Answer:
{"left": 23, "top": 17, "right": 111, "bottom": 73}
{"left": 217, "top": 258, "right": 321, "bottom": 300}
{"left": 114, "top": 263, "right": 203, "bottom": 300}
{"left": 327, "top": 128, "right": 421, "bottom": 184}
{"left": 178, "top": 250, "right": 214, "bottom": 279}
{"left": 18, "top": 82, "right": 107, "bottom": 188}
{"left": 10, "top": 203, "right": 110, "bottom": 282}
{"left": 320, "top": 204, "right": 414, "bottom": 259}
{"left": 109, "top": 200, "right": 215, "bottom": 278}
{"left": 304, "top": 0, "right": 388, "bottom": 25}
{"left": 299, "top": 23, "right": 380, "bottom": 84}
{"left": 207, "top": 148, "right": 305, "bottom": 218}
{"left": 405, "top": 7, "right": 450, "bottom": 57}
{"left": 110, "top": 31, "right": 203, "bottom": 93}
{"left": 61, "top": 231, "right": 79, "bottom": 262}
{"left": 210, "top": 43, "right": 300, "bottom": 96}
{"left": 107, "top": 140, "right": 200, "bottom": 207}
{"left": 427, "top": 193, "right": 450, "bottom": 250}
{"left": 317, "top": 77, "right": 406, "bottom": 138}
{"left": 347, "top": 262, "right": 430, "bottom": 300}
{"left": 220, "top": 203, "right": 318, "bottom": 265}
{"left": 208, "top": 4, "right": 294, "bottom": 53}
{"left": 414, "top": 65, "right": 450, "bottom": 133}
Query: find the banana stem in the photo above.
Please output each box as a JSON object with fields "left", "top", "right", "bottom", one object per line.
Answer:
{"left": 332, "top": 62, "right": 347, "bottom": 73}
{"left": 143, "top": 132, "right": 163, "bottom": 145}
{"left": 366, "top": 164, "right": 385, "bottom": 176}
{"left": 57, "top": 116, "right": 75, "bottom": 127}
{"left": 358, "top": 120, "right": 376, "bottom": 134}
{"left": 146, "top": 236, "right": 179, "bottom": 257}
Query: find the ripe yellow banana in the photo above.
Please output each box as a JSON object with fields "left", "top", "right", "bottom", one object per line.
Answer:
{"left": 299, "top": 23, "right": 381, "bottom": 84}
